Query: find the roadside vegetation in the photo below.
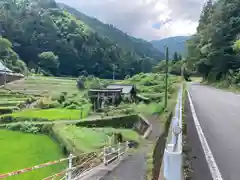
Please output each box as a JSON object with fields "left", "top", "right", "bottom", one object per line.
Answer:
{"left": 186, "top": 0, "right": 240, "bottom": 90}
{"left": 122, "top": 73, "right": 181, "bottom": 115}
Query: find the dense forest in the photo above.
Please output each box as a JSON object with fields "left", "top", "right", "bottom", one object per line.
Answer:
{"left": 186, "top": 0, "right": 240, "bottom": 85}
{"left": 0, "top": 0, "right": 163, "bottom": 79}
{"left": 58, "top": 3, "right": 164, "bottom": 64}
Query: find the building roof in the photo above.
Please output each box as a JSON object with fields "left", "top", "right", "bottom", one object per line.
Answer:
{"left": 0, "top": 61, "right": 12, "bottom": 73}
{"left": 89, "top": 88, "right": 122, "bottom": 93}
{"left": 106, "top": 84, "right": 134, "bottom": 94}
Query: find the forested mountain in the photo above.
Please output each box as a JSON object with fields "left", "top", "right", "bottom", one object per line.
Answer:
{"left": 57, "top": 3, "right": 164, "bottom": 63}
{"left": 151, "top": 36, "right": 190, "bottom": 58}
{"left": 186, "top": 0, "right": 240, "bottom": 84}
{"left": 0, "top": 0, "right": 160, "bottom": 79}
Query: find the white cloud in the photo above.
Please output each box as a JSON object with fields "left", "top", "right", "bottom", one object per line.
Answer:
{"left": 56, "top": 0, "right": 207, "bottom": 40}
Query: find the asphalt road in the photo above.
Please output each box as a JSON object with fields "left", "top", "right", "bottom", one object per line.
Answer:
{"left": 188, "top": 83, "right": 240, "bottom": 180}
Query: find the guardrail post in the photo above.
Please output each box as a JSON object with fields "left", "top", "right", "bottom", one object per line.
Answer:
{"left": 103, "top": 146, "right": 107, "bottom": 165}
{"left": 125, "top": 141, "right": 129, "bottom": 152}
{"left": 118, "top": 142, "right": 121, "bottom": 160}
{"left": 163, "top": 85, "right": 183, "bottom": 180}
{"left": 67, "top": 154, "right": 73, "bottom": 180}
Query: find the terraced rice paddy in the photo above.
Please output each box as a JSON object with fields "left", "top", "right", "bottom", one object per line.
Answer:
{"left": 0, "top": 89, "right": 29, "bottom": 115}
{"left": 4, "top": 76, "right": 78, "bottom": 96}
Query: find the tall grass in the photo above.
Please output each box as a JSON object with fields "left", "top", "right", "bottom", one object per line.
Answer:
{"left": 52, "top": 124, "right": 141, "bottom": 154}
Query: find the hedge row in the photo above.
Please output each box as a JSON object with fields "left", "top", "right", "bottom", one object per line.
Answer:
{"left": 0, "top": 116, "right": 48, "bottom": 123}
{"left": 0, "top": 107, "right": 18, "bottom": 115}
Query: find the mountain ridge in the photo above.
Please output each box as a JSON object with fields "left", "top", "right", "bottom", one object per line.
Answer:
{"left": 57, "top": 3, "right": 164, "bottom": 62}
{"left": 151, "top": 36, "right": 191, "bottom": 58}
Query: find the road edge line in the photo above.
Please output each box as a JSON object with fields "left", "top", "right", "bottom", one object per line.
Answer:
{"left": 187, "top": 90, "right": 223, "bottom": 180}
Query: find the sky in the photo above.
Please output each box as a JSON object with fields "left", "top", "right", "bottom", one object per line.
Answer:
{"left": 56, "top": 0, "right": 207, "bottom": 41}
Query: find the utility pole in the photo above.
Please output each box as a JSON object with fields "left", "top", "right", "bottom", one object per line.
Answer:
{"left": 112, "top": 64, "right": 116, "bottom": 80}
{"left": 181, "top": 63, "right": 185, "bottom": 81}
{"left": 4, "top": 65, "right": 6, "bottom": 88}
{"left": 164, "top": 46, "right": 169, "bottom": 109}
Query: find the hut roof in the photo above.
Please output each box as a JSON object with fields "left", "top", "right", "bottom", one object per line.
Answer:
{"left": 106, "top": 84, "right": 135, "bottom": 94}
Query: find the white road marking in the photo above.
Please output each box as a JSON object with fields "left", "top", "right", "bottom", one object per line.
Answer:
{"left": 187, "top": 90, "right": 223, "bottom": 180}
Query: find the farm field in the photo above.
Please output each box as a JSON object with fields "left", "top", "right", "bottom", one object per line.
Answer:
{"left": 5, "top": 76, "right": 78, "bottom": 96}
{"left": 0, "top": 129, "right": 65, "bottom": 180}
{"left": 52, "top": 124, "right": 141, "bottom": 153}
{"left": 1, "top": 108, "right": 89, "bottom": 121}
{"left": 0, "top": 89, "right": 31, "bottom": 115}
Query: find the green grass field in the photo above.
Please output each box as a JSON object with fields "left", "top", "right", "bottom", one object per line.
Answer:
{"left": 53, "top": 124, "right": 141, "bottom": 153}
{"left": 2, "top": 108, "right": 83, "bottom": 120}
{"left": 0, "top": 129, "right": 65, "bottom": 180}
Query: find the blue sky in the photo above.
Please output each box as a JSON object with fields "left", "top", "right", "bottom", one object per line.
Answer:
{"left": 56, "top": 0, "right": 207, "bottom": 40}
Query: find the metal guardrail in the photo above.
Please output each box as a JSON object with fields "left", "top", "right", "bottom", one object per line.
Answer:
{"left": 0, "top": 142, "right": 129, "bottom": 180}
{"left": 163, "top": 85, "right": 183, "bottom": 180}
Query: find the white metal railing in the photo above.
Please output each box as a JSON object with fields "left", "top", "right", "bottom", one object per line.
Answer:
{"left": 163, "top": 85, "right": 183, "bottom": 180}
{"left": 103, "top": 141, "right": 129, "bottom": 165}
{"left": 0, "top": 142, "right": 129, "bottom": 180}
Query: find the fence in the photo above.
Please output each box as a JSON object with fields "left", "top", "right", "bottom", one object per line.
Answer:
{"left": 163, "top": 85, "right": 183, "bottom": 180}
{"left": 0, "top": 141, "right": 129, "bottom": 180}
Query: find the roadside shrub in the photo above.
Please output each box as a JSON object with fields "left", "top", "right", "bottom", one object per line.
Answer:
{"left": 0, "top": 116, "right": 48, "bottom": 123}
{"left": 5, "top": 123, "right": 22, "bottom": 131}
{"left": 25, "top": 97, "right": 36, "bottom": 104}
{"left": 35, "top": 98, "right": 60, "bottom": 109}
{"left": 76, "top": 79, "right": 85, "bottom": 90}
{"left": 17, "top": 102, "right": 27, "bottom": 109}
{"left": 89, "top": 81, "right": 102, "bottom": 89}
{"left": 55, "top": 92, "right": 67, "bottom": 104}
{"left": 63, "top": 100, "right": 78, "bottom": 108}
{"left": 66, "top": 104, "right": 78, "bottom": 109}
{"left": 124, "top": 75, "right": 131, "bottom": 80}
{"left": 5, "top": 122, "right": 41, "bottom": 134}
{"left": 123, "top": 108, "right": 134, "bottom": 115}
{"left": 0, "top": 107, "right": 14, "bottom": 115}
{"left": 40, "top": 124, "right": 53, "bottom": 134}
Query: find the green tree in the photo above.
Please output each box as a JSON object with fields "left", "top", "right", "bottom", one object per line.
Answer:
{"left": 186, "top": 0, "right": 240, "bottom": 82}
{"left": 0, "top": 37, "right": 28, "bottom": 74}
{"left": 173, "top": 52, "right": 179, "bottom": 64}
{"left": 178, "top": 54, "right": 182, "bottom": 61}
{"left": 38, "top": 51, "right": 59, "bottom": 74}
{"left": 0, "top": 37, "right": 12, "bottom": 53}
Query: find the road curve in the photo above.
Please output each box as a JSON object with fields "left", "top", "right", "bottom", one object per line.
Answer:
{"left": 188, "top": 83, "right": 240, "bottom": 180}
